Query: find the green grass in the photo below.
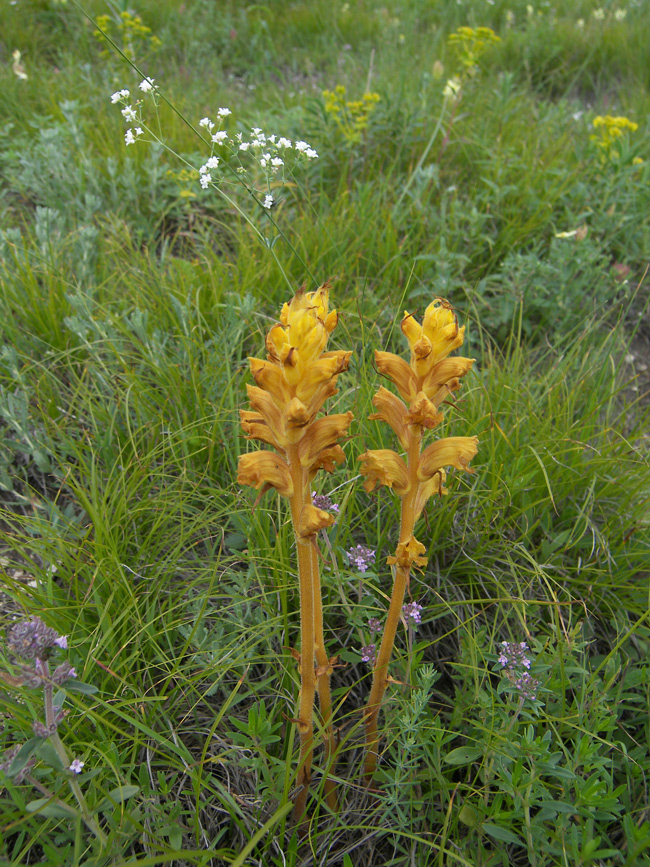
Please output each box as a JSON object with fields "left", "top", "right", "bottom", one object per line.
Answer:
{"left": 1, "top": 0, "right": 649, "bottom": 864}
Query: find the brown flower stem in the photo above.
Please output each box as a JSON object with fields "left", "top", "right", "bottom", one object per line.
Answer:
{"left": 288, "top": 445, "right": 317, "bottom": 823}
{"left": 363, "top": 426, "right": 422, "bottom": 783}
{"left": 311, "top": 545, "right": 338, "bottom": 812}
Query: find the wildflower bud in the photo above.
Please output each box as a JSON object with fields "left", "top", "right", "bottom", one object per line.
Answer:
{"left": 32, "top": 720, "right": 58, "bottom": 738}
{"left": 7, "top": 618, "right": 62, "bottom": 661}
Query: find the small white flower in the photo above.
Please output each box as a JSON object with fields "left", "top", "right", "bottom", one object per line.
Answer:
{"left": 199, "top": 117, "right": 215, "bottom": 130}
{"left": 200, "top": 172, "right": 211, "bottom": 189}
{"left": 125, "top": 129, "right": 136, "bottom": 146}
{"left": 614, "top": 8, "right": 626, "bottom": 19}
{"left": 121, "top": 105, "right": 137, "bottom": 122}
{"left": 69, "top": 759, "right": 85, "bottom": 774}
{"left": 267, "top": 134, "right": 276, "bottom": 144}
{"left": 271, "top": 157, "right": 284, "bottom": 167}
{"left": 239, "top": 142, "right": 250, "bottom": 152}
{"left": 263, "top": 194, "right": 274, "bottom": 209}
{"left": 294, "top": 140, "right": 308, "bottom": 152}
{"left": 206, "top": 156, "right": 220, "bottom": 169}
{"left": 199, "top": 164, "right": 210, "bottom": 174}
{"left": 217, "top": 107, "right": 232, "bottom": 117}
{"left": 212, "top": 130, "right": 228, "bottom": 143}
{"left": 592, "top": 7, "right": 605, "bottom": 19}
{"left": 135, "top": 127, "right": 143, "bottom": 137}
{"left": 251, "top": 127, "right": 263, "bottom": 136}
{"left": 111, "top": 91, "right": 123, "bottom": 104}
{"left": 443, "top": 77, "right": 462, "bottom": 99}
{"left": 139, "top": 77, "right": 155, "bottom": 93}
{"left": 260, "top": 157, "right": 268, "bottom": 167}
{"left": 277, "top": 137, "right": 292, "bottom": 148}
{"left": 576, "top": 18, "right": 585, "bottom": 27}
{"left": 305, "top": 148, "right": 318, "bottom": 159}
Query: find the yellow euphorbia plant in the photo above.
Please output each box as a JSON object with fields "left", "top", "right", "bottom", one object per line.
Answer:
{"left": 360, "top": 298, "right": 478, "bottom": 781}
{"left": 237, "top": 284, "right": 352, "bottom": 820}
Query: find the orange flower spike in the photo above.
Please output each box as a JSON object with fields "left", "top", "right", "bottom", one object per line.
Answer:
{"left": 362, "top": 297, "right": 478, "bottom": 785}
{"left": 237, "top": 283, "right": 351, "bottom": 821}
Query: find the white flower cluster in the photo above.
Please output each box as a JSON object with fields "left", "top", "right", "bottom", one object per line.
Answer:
{"left": 110, "top": 87, "right": 319, "bottom": 209}
{"left": 110, "top": 81, "right": 157, "bottom": 146}
{"left": 195, "top": 111, "right": 319, "bottom": 205}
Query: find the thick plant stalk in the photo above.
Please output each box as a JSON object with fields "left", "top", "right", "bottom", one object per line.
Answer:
{"left": 363, "top": 427, "right": 422, "bottom": 781}
{"left": 237, "top": 285, "right": 351, "bottom": 821}
{"left": 310, "top": 544, "right": 338, "bottom": 809}
{"left": 359, "top": 299, "right": 479, "bottom": 784}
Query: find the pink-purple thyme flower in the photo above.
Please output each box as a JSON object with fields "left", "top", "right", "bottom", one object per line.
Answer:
{"left": 346, "top": 544, "right": 376, "bottom": 573}
{"left": 361, "top": 644, "right": 376, "bottom": 665}
{"left": 311, "top": 492, "right": 340, "bottom": 514}
{"left": 401, "top": 601, "right": 423, "bottom": 628}
{"left": 498, "top": 640, "right": 540, "bottom": 701}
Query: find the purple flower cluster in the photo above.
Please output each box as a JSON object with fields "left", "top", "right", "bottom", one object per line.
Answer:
{"left": 367, "top": 617, "right": 382, "bottom": 635}
{"left": 402, "top": 602, "right": 423, "bottom": 628}
{"left": 361, "top": 644, "right": 376, "bottom": 665}
{"left": 7, "top": 617, "right": 66, "bottom": 661}
{"left": 346, "top": 545, "right": 376, "bottom": 573}
{"left": 5, "top": 617, "right": 76, "bottom": 690}
{"left": 311, "top": 492, "right": 340, "bottom": 514}
{"left": 498, "top": 640, "right": 540, "bottom": 702}
{"left": 498, "top": 641, "right": 531, "bottom": 670}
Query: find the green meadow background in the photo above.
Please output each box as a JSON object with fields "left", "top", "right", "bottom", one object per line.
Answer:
{"left": 0, "top": 0, "right": 649, "bottom": 864}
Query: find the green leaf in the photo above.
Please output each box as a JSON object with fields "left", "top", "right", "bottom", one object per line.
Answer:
{"left": 64, "top": 680, "right": 98, "bottom": 695}
{"left": 26, "top": 798, "right": 77, "bottom": 819}
{"left": 444, "top": 746, "right": 484, "bottom": 765}
{"left": 6, "top": 738, "right": 42, "bottom": 777}
{"left": 96, "top": 785, "right": 139, "bottom": 812}
{"left": 36, "top": 740, "right": 64, "bottom": 770}
{"left": 483, "top": 824, "right": 523, "bottom": 846}
{"left": 459, "top": 803, "right": 481, "bottom": 827}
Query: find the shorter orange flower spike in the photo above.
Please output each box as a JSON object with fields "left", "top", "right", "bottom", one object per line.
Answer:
{"left": 362, "top": 298, "right": 478, "bottom": 785}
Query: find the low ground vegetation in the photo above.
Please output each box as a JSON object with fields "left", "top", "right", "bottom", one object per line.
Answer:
{"left": 0, "top": 1, "right": 649, "bottom": 865}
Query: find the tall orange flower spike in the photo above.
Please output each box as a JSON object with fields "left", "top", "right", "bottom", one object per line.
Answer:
{"left": 360, "top": 298, "right": 478, "bottom": 782}
{"left": 237, "top": 283, "right": 352, "bottom": 821}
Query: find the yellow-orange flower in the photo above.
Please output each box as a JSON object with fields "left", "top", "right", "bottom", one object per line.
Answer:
{"left": 386, "top": 536, "right": 428, "bottom": 569}
{"left": 359, "top": 449, "right": 410, "bottom": 495}
{"left": 369, "top": 387, "right": 409, "bottom": 449}
{"left": 237, "top": 451, "right": 293, "bottom": 497}
{"left": 418, "top": 436, "right": 479, "bottom": 479}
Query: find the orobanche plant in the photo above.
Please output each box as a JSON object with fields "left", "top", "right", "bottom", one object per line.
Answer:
{"left": 237, "top": 284, "right": 352, "bottom": 820}
{"left": 358, "top": 299, "right": 478, "bottom": 781}
{"left": 237, "top": 292, "right": 478, "bottom": 814}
